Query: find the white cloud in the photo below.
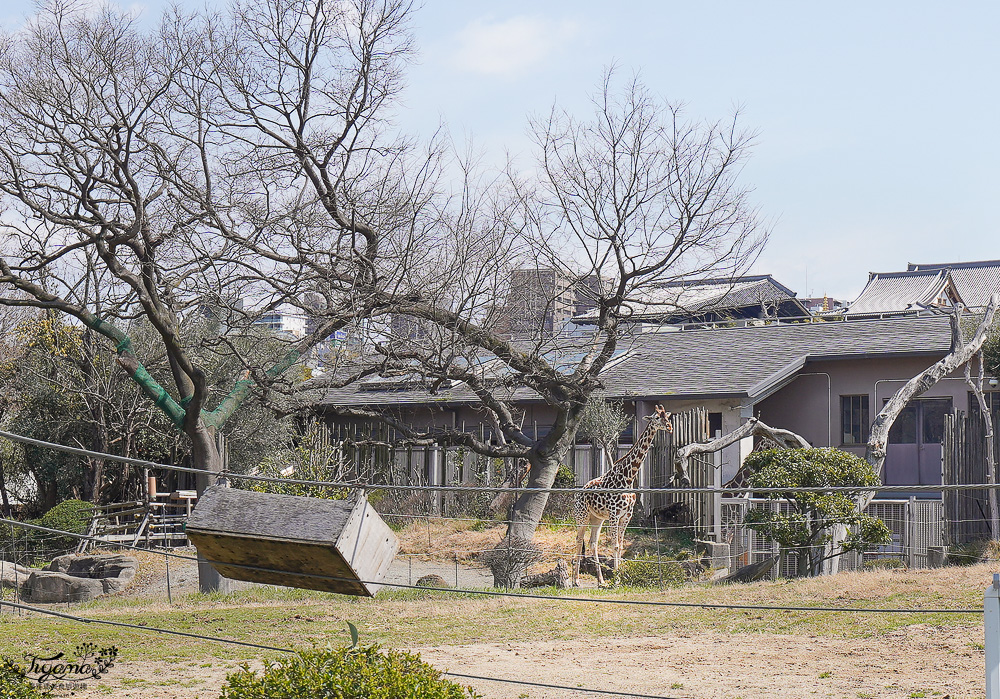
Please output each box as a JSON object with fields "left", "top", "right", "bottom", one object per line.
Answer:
{"left": 451, "top": 15, "right": 580, "bottom": 78}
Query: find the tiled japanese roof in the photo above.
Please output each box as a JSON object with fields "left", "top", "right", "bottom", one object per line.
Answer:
{"left": 907, "top": 260, "right": 1000, "bottom": 309}
{"left": 844, "top": 270, "right": 958, "bottom": 316}
{"left": 572, "top": 275, "right": 807, "bottom": 323}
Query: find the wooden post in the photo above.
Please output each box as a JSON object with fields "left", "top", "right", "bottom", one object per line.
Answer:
{"left": 713, "top": 433, "right": 723, "bottom": 542}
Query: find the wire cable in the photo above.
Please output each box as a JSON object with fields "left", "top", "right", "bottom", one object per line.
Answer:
{"left": 0, "top": 518, "right": 983, "bottom": 614}
{"left": 0, "top": 428, "right": 996, "bottom": 495}
{"left": 0, "top": 599, "right": 680, "bottom": 699}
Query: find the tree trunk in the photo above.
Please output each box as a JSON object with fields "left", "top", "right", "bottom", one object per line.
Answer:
{"left": 0, "top": 456, "right": 11, "bottom": 518}
{"left": 966, "top": 359, "right": 1000, "bottom": 534}
{"left": 506, "top": 410, "right": 582, "bottom": 542}
{"left": 506, "top": 450, "right": 562, "bottom": 542}
{"left": 188, "top": 424, "right": 235, "bottom": 594}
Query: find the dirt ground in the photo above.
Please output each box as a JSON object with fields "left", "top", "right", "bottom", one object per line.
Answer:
{"left": 417, "top": 625, "right": 984, "bottom": 699}
{"left": 13, "top": 530, "right": 993, "bottom": 699}
{"left": 71, "top": 623, "right": 984, "bottom": 699}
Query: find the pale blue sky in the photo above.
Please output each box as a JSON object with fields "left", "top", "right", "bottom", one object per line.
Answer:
{"left": 4, "top": 1, "right": 998, "bottom": 301}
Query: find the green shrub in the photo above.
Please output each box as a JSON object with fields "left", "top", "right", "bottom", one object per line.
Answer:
{"left": 0, "top": 657, "right": 50, "bottom": 698}
{"left": 613, "top": 554, "right": 685, "bottom": 588}
{"left": 36, "top": 499, "right": 92, "bottom": 559}
{"left": 219, "top": 646, "right": 481, "bottom": 699}
{"left": 742, "top": 448, "right": 891, "bottom": 577}
{"left": 0, "top": 500, "right": 92, "bottom": 565}
{"left": 948, "top": 541, "right": 983, "bottom": 566}
{"left": 861, "top": 556, "right": 906, "bottom": 570}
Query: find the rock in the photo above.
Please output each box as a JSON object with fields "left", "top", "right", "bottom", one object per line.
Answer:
{"left": 47, "top": 554, "right": 138, "bottom": 580}
{"left": 709, "top": 567, "right": 730, "bottom": 581}
{"left": 415, "top": 574, "right": 450, "bottom": 588}
{"left": 577, "top": 554, "right": 615, "bottom": 579}
{"left": 28, "top": 554, "right": 139, "bottom": 601}
{"left": 25, "top": 571, "right": 106, "bottom": 603}
{"left": 927, "top": 546, "right": 948, "bottom": 568}
{"left": 0, "top": 559, "right": 33, "bottom": 590}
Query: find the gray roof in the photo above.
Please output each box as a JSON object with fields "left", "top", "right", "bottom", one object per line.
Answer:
{"left": 907, "top": 260, "right": 1000, "bottom": 309}
{"left": 600, "top": 314, "right": 950, "bottom": 400}
{"left": 844, "top": 270, "right": 960, "bottom": 316}
{"left": 319, "top": 315, "right": 952, "bottom": 408}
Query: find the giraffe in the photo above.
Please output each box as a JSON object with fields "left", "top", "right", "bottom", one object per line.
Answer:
{"left": 571, "top": 404, "right": 673, "bottom": 587}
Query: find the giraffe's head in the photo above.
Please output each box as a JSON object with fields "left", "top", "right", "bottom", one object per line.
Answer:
{"left": 644, "top": 403, "right": 673, "bottom": 433}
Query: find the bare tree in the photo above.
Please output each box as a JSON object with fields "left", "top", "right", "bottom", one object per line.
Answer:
{"left": 0, "top": 0, "right": 766, "bottom": 564}
{"left": 0, "top": 0, "right": 421, "bottom": 588}
{"left": 313, "top": 72, "right": 767, "bottom": 542}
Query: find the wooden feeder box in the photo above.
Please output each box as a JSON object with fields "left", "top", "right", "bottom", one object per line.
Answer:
{"left": 186, "top": 486, "right": 399, "bottom": 596}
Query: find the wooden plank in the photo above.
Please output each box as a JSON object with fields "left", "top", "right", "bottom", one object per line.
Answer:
{"left": 185, "top": 487, "right": 398, "bottom": 596}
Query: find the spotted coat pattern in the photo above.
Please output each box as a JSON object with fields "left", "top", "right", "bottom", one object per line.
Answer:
{"left": 571, "top": 404, "right": 673, "bottom": 586}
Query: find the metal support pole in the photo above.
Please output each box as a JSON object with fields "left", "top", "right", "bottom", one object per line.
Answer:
{"left": 987, "top": 573, "right": 1000, "bottom": 699}
{"left": 655, "top": 518, "right": 663, "bottom": 590}
{"left": 165, "top": 551, "right": 173, "bottom": 605}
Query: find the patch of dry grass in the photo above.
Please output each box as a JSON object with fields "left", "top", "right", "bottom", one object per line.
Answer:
{"left": 393, "top": 518, "right": 687, "bottom": 565}
{"left": 395, "top": 518, "right": 595, "bottom": 563}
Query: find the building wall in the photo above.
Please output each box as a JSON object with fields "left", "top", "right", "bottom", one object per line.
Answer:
{"left": 756, "top": 355, "right": 969, "bottom": 462}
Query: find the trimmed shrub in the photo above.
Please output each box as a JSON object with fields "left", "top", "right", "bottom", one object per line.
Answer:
{"left": 219, "top": 646, "right": 481, "bottom": 699}
{"left": 742, "top": 448, "right": 891, "bottom": 577}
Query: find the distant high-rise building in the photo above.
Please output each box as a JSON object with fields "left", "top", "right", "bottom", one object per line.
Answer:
{"left": 503, "top": 268, "right": 603, "bottom": 337}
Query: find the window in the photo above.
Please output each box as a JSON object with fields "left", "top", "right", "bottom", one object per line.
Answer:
{"left": 708, "top": 412, "right": 723, "bottom": 438}
{"left": 841, "top": 395, "right": 869, "bottom": 445}
{"left": 970, "top": 391, "right": 1000, "bottom": 426}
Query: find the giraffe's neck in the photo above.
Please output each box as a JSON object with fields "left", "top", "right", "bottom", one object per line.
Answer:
{"left": 603, "top": 419, "right": 660, "bottom": 488}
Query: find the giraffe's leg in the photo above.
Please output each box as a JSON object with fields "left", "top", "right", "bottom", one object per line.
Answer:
{"left": 571, "top": 496, "right": 589, "bottom": 587}
{"left": 607, "top": 517, "right": 621, "bottom": 574}
{"left": 615, "top": 505, "right": 635, "bottom": 570}
{"left": 589, "top": 516, "right": 605, "bottom": 586}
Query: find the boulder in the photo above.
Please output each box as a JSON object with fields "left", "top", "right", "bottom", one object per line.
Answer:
{"left": 27, "top": 554, "right": 139, "bottom": 601}
{"left": 415, "top": 574, "right": 450, "bottom": 588}
{"left": 47, "top": 553, "right": 138, "bottom": 580}
{"left": 25, "top": 571, "right": 106, "bottom": 603}
{"left": 0, "top": 559, "right": 32, "bottom": 590}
